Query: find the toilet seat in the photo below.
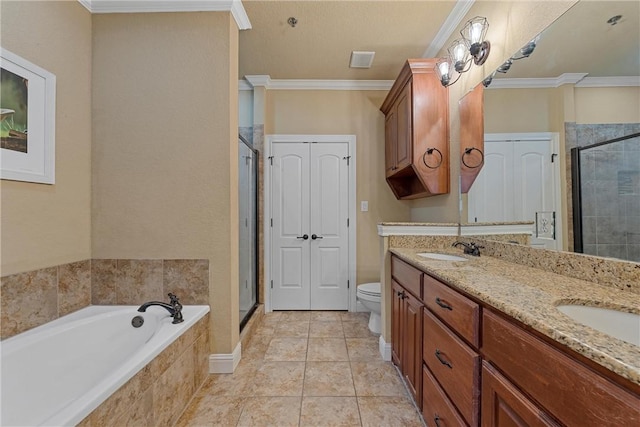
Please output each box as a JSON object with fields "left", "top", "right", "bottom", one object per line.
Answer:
{"left": 357, "top": 282, "right": 380, "bottom": 297}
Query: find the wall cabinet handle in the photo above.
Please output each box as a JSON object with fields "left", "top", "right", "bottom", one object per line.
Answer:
{"left": 435, "top": 297, "right": 453, "bottom": 311}
{"left": 435, "top": 349, "right": 453, "bottom": 369}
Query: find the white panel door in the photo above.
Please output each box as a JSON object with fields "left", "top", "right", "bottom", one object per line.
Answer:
{"left": 271, "top": 143, "right": 311, "bottom": 310}
{"left": 310, "top": 143, "right": 349, "bottom": 310}
{"left": 468, "top": 136, "right": 558, "bottom": 250}
{"left": 270, "top": 141, "right": 350, "bottom": 310}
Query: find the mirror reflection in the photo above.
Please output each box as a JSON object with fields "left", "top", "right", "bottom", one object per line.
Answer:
{"left": 462, "top": 0, "right": 640, "bottom": 262}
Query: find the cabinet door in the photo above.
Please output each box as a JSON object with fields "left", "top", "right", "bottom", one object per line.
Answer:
{"left": 395, "top": 83, "right": 412, "bottom": 171}
{"left": 391, "top": 280, "right": 404, "bottom": 368}
{"left": 385, "top": 110, "right": 397, "bottom": 176}
{"left": 403, "top": 291, "right": 423, "bottom": 404}
{"left": 482, "top": 362, "right": 559, "bottom": 427}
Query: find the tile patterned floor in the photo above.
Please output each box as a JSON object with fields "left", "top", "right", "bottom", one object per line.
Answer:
{"left": 177, "top": 311, "right": 425, "bottom": 427}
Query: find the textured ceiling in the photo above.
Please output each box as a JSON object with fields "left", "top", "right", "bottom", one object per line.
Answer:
{"left": 491, "top": 0, "right": 640, "bottom": 79}
{"left": 239, "top": 0, "right": 458, "bottom": 80}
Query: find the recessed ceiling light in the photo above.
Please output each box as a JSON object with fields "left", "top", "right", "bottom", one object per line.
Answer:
{"left": 350, "top": 51, "right": 375, "bottom": 69}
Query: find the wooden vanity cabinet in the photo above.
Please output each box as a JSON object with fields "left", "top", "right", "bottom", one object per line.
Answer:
{"left": 380, "top": 59, "right": 449, "bottom": 200}
{"left": 391, "top": 257, "right": 424, "bottom": 404}
{"left": 482, "top": 310, "right": 640, "bottom": 426}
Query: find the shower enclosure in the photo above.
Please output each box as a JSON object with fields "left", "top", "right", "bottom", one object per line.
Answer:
{"left": 571, "top": 132, "right": 640, "bottom": 262}
{"left": 238, "top": 135, "right": 258, "bottom": 329}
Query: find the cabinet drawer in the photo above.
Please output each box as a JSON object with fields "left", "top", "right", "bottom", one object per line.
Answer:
{"left": 423, "top": 309, "right": 480, "bottom": 426}
{"left": 483, "top": 310, "right": 640, "bottom": 426}
{"left": 423, "top": 364, "right": 468, "bottom": 427}
{"left": 391, "top": 256, "right": 422, "bottom": 298}
{"left": 424, "top": 274, "right": 480, "bottom": 347}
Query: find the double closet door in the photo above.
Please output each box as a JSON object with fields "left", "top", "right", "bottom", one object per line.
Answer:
{"left": 270, "top": 141, "right": 350, "bottom": 310}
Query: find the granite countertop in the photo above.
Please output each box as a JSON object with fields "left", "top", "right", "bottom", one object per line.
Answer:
{"left": 389, "top": 247, "right": 640, "bottom": 386}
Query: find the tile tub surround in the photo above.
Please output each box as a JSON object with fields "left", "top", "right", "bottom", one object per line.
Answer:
{"left": 389, "top": 247, "right": 640, "bottom": 385}
{"left": 0, "top": 259, "right": 209, "bottom": 339}
{"left": 177, "top": 311, "right": 424, "bottom": 427}
{"left": 77, "top": 313, "right": 210, "bottom": 427}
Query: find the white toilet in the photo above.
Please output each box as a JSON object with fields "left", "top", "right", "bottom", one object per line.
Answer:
{"left": 357, "top": 282, "right": 381, "bottom": 334}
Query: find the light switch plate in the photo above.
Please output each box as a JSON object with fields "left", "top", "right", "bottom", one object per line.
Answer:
{"left": 361, "top": 201, "right": 369, "bottom": 212}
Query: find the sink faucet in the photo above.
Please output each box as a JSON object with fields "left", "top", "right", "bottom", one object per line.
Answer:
{"left": 452, "top": 241, "right": 484, "bottom": 256}
{"left": 137, "top": 293, "right": 184, "bottom": 324}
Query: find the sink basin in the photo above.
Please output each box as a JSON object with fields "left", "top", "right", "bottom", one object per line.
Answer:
{"left": 417, "top": 253, "right": 467, "bottom": 262}
{"left": 556, "top": 305, "right": 639, "bottom": 346}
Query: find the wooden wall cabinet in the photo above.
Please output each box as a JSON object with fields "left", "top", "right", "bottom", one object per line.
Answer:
{"left": 459, "top": 83, "right": 485, "bottom": 194}
{"left": 381, "top": 59, "right": 449, "bottom": 200}
{"left": 391, "top": 257, "right": 424, "bottom": 405}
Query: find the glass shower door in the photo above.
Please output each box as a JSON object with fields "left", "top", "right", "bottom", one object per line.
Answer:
{"left": 238, "top": 135, "right": 258, "bottom": 329}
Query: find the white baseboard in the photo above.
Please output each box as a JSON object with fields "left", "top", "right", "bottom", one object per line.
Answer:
{"left": 379, "top": 335, "right": 392, "bottom": 361}
{"left": 209, "top": 342, "right": 242, "bottom": 373}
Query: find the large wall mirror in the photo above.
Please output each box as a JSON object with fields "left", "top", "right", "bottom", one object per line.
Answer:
{"left": 460, "top": 0, "right": 639, "bottom": 262}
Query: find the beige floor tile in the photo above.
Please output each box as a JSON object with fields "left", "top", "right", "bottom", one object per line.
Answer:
{"left": 310, "top": 311, "right": 344, "bottom": 321}
{"left": 300, "top": 397, "right": 361, "bottom": 427}
{"left": 198, "top": 361, "right": 259, "bottom": 396}
{"left": 237, "top": 396, "right": 301, "bottom": 427}
{"left": 358, "top": 396, "right": 424, "bottom": 427}
{"left": 346, "top": 337, "right": 382, "bottom": 361}
{"left": 303, "top": 362, "right": 355, "bottom": 396}
{"left": 274, "top": 320, "right": 310, "bottom": 337}
{"left": 307, "top": 337, "right": 349, "bottom": 361}
{"left": 351, "top": 361, "right": 408, "bottom": 397}
{"left": 262, "top": 312, "right": 285, "bottom": 324}
{"left": 242, "top": 336, "right": 271, "bottom": 360}
{"left": 252, "top": 362, "right": 305, "bottom": 396}
{"left": 309, "top": 321, "right": 344, "bottom": 337}
{"left": 176, "top": 395, "right": 245, "bottom": 427}
{"left": 340, "top": 312, "right": 369, "bottom": 323}
{"left": 252, "top": 323, "right": 277, "bottom": 337}
{"left": 342, "top": 321, "right": 376, "bottom": 338}
{"left": 279, "top": 311, "right": 311, "bottom": 322}
{"left": 264, "top": 337, "right": 308, "bottom": 361}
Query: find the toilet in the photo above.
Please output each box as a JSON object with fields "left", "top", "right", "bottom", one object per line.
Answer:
{"left": 356, "top": 282, "right": 381, "bottom": 334}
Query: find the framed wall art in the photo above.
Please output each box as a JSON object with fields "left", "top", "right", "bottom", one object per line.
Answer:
{"left": 1, "top": 48, "right": 56, "bottom": 184}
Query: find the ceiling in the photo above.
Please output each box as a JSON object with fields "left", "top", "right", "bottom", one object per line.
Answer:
{"left": 238, "top": 0, "right": 640, "bottom": 83}
{"left": 238, "top": 0, "right": 461, "bottom": 80}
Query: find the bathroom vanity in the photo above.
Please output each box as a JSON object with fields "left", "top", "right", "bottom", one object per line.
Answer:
{"left": 389, "top": 249, "right": 640, "bottom": 426}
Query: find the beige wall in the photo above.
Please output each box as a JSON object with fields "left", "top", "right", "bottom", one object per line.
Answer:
{"left": 92, "top": 12, "right": 239, "bottom": 354}
{"left": 265, "top": 90, "right": 411, "bottom": 284}
{"left": 575, "top": 87, "right": 640, "bottom": 124}
{"left": 0, "top": 1, "right": 92, "bottom": 276}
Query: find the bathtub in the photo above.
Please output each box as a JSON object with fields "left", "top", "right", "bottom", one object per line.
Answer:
{"left": 0, "top": 304, "right": 209, "bottom": 426}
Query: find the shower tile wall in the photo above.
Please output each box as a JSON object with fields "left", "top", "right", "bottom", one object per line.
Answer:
{"left": 566, "top": 123, "right": 640, "bottom": 262}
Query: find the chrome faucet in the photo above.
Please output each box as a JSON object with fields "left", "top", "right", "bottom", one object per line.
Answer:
{"left": 452, "top": 241, "right": 484, "bottom": 256}
{"left": 137, "top": 293, "right": 184, "bottom": 324}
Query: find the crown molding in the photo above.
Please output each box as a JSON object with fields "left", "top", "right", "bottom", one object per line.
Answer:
{"left": 487, "top": 73, "right": 588, "bottom": 89}
{"left": 78, "top": 0, "right": 251, "bottom": 30}
{"left": 575, "top": 76, "right": 640, "bottom": 87}
{"left": 423, "top": 0, "right": 475, "bottom": 58}
{"left": 240, "top": 76, "right": 393, "bottom": 91}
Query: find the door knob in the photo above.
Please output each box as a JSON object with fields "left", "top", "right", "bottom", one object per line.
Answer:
{"left": 311, "top": 234, "right": 323, "bottom": 240}
{"left": 296, "top": 234, "right": 309, "bottom": 240}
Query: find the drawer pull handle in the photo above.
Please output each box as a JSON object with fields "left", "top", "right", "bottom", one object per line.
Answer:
{"left": 435, "top": 297, "right": 453, "bottom": 311}
{"left": 435, "top": 349, "right": 453, "bottom": 369}
{"left": 434, "top": 415, "right": 443, "bottom": 427}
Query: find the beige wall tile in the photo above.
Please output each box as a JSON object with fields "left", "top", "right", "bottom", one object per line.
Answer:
{"left": 58, "top": 260, "right": 91, "bottom": 316}
{"left": 0, "top": 267, "right": 58, "bottom": 338}
{"left": 91, "top": 259, "right": 117, "bottom": 304}
{"left": 194, "top": 332, "right": 210, "bottom": 391}
{"left": 112, "top": 386, "right": 154, "bottom": 427}
{"left": 163, "top": 259, "right": 209, "bottom": 304}
{"left": 153, "top": 346, "right": 195, "bottom": 426}
{"left": 116, "top": 260, "right": 163, "bottom": 304}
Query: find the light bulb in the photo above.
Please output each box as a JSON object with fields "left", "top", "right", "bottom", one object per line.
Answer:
{"left": 438, "top": 61, "right": 450, "bottom": 77}
{"left": 470, "top": 22, "right": 483, "bottom": 44}
{"left": 453, "top": 42, "right": 467, "bottom": 62}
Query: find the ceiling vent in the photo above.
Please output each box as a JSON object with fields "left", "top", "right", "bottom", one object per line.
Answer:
{"left": 350, "top": 51, "right": 375, "bottom": 69}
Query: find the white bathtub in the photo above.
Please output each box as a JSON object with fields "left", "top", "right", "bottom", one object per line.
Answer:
{"left": 0, "top": 304, "right": 209, "bottom": 427}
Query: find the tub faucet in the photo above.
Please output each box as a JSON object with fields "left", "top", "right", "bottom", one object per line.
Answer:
{"left": 137, "top": 293, "right": 184, "bottom": 324}
{"left": 452, "top": 241, "right": 484, "bottom": 256}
